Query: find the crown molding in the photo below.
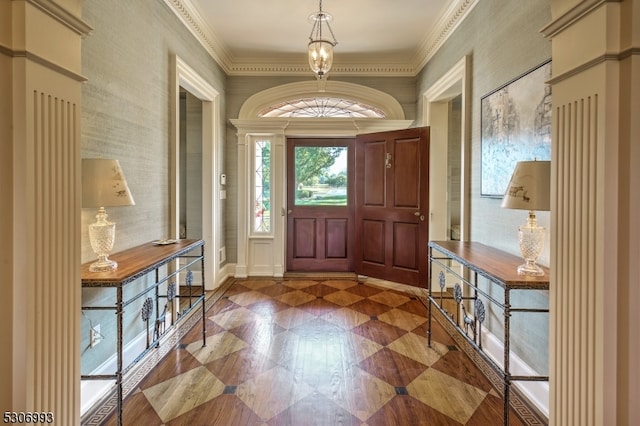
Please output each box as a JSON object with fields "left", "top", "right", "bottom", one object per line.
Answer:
{"left": 227, "top": 59, "right": 417, "bottom": 77}
{"left": 165, "top": 0, "right": 478, "bottom": 77}
{"left": 412, "top": 0, "right": 479, "bottom": 72}
{"left": 162, "top": 0, "right": 234, "bottom": 74}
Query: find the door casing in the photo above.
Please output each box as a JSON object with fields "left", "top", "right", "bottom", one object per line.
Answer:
{"left": 171, "top": 56, "right": 222, "bottom": 289}
{"left": 231, "top": 119, "right": 413, "bottom": 278}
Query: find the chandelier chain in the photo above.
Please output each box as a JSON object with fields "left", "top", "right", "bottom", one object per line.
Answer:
{"left": 308, "top": 0, "right": 337, "bottom": 45}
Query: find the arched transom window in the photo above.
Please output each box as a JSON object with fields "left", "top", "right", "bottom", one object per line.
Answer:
{"left": 258, "top": 97, "right": 386, "bottom": 118}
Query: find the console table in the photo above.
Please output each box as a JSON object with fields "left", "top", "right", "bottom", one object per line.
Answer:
{"left": 427, "top": 241, "right": 549, "bottom": 425}
{"left": 81, "top": 239, "right": 206, "bottom": 426}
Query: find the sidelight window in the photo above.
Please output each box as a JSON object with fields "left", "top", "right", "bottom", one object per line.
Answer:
{"left": 253, "top": 139, "right": 271, "bottom": 233}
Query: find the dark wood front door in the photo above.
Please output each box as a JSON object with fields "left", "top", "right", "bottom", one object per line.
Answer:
{"left": 286, "top": 138, "right": 354, "bottom": 272}
{"left": 354, "top": 127, "right": 430, "bottom": 286}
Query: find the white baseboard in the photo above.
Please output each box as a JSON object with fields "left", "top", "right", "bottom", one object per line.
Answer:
{"left": 217, "top": 263, "right": 235, "bottom": 284}
{"left": 80, "top": 314, "right": 176, "bottom": 415}
{"left": 480, "top": 328, "right": 549, "bottom": 418}
{"left": 234, "top": 264, "right": 248, "bottom": 278}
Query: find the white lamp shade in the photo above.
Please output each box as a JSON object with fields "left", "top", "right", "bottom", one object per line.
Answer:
{"left": 82, "top": 158, "right": 135, "bottom": 208}
{"left": 501, "top": 160, "right": 550, "bottom": 211}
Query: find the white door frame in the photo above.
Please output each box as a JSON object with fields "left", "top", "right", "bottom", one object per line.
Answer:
{"left": 230, "top": 118, "right": 413, "bottom": 278}
{"left": 231, "top": 81, "right": 418, "bottom": 277}
{"left": 232, "top": 81, "right": 413, "bottom": 278}
{"left": 423, "top": 55, "right": 471, "bottom": 242}
{"left": 171, "top": 55, "right": 222, "bottom": 289}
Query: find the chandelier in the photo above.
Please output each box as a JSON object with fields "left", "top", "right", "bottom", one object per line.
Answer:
{"left": 308, "top": 0, "right": 338, "bottom": 79}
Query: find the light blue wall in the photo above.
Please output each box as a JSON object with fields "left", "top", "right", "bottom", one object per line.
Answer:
{"left": 416, "top": 0, "right": 552, "bottom": 374}
{"left": 417, "top": 0, "right": 551, "bottom": 261}
{"left": 80, "top": 0, "right": 226, "bottom": 373}
{"left": 81, "top": 0, "right": 226, "bottom": 260}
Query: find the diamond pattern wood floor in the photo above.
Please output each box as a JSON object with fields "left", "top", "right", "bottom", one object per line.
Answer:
{"left": 104, "top": 278, "right": 526, "bottom": 425}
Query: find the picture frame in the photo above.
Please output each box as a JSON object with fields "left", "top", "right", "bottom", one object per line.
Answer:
{"left": 480, "top": 60, "right": 552, "bottom": 197}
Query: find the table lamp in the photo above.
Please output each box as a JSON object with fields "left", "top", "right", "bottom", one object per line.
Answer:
{"left": 501, "top": 160, "right": 550, "bottom": 276}
{"left": 82, "top": 159, "right": 135, "bottom": 272}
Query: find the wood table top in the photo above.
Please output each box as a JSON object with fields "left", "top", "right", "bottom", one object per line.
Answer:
{"left": 428, "top": 240, "right": 549, "bottom": 289}
{"left": 81, "top": 239, "right": 204, "bottom": 287}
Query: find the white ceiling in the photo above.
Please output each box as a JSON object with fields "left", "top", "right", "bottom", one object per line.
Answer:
{"left": 168, "top": 0, "right": 478, "bottom": 76}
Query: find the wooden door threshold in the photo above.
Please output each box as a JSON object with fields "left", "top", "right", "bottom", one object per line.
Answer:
{"left": 283, "top": 272, "right": 358, "bottom": 279}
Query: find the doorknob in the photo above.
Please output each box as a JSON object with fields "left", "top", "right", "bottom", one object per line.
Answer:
{"left": 415, "top": 212, "right": 425, "bottom": 221}
{"left": 287, "top": 209, "right": 292, "bottom": 214}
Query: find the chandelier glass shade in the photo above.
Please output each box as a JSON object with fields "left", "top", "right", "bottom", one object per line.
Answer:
{"left": 308, "top": 40, "right": 334, "bottom": 78}
{"left": 308, "top": 0, "right": 337, "bottom": 79}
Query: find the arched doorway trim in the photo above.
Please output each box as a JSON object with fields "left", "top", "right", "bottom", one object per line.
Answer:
{"left": 239, "top": 81, "right": 406, "bottom": 120}
{"left": 232, "top": 81, "right": 411, "bottom": 278}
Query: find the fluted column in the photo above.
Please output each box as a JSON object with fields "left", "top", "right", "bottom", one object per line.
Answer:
{"left": 542, "top": 0, "right": 640, "bottom": 424}
{"left": 1, "top": 1, "right": 91, "bottom": 424}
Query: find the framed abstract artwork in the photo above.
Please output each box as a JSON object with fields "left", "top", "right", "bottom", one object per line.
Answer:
{"left": 480, "top": 60, "right": 552, "bottom": 197}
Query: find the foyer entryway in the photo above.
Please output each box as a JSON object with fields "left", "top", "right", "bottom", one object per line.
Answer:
{"left": 100, "top": 276, "right": 527, "bottom": 425}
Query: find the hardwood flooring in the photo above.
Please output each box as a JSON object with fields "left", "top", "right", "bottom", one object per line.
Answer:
{"left": 103, "top": 277, "right": 527, "bottom": 425}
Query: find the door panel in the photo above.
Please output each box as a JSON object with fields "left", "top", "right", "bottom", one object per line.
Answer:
{"left": 393, "top": 222, "right": 420, "bottom": 269}
{"left": 355, "top": 127, "right": 430, "bottom": 287}
{"left": 363, "top": 141, "right": 386, "bottom": 206}
{"left": 287, "top": 138, "right": 354, "bottom": 272}
{"left": 326, "top": 218, "right": 348, "bottom": 258}
{"left": 394, "top": 138, "right": 420, "bottom": 207}
{"left": 292, "top": 218, "right": 316, "bottom": 258}
{"left": 362, "top": 220, "right": 385, "bottom": 264}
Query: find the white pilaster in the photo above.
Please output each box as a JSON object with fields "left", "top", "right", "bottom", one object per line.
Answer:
{"left": 542, "top": 0, "right": 640, "bottom": 424}
{"left": 2, "top": 1, "right": 91, "bottom": 423}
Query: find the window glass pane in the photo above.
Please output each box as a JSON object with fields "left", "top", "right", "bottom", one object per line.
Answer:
{"left": 259, "top": 97, "right": 385, "bottom": 118}
{"left": 294, "top": 146, "right": 347, "bottom": 206}
{"left": 254, "top": 140, "right": 271, "bottom": 232}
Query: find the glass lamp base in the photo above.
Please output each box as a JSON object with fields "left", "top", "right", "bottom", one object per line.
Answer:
{"left": 88, "top": 207, "right": 118, "bottom": 272}
{"left": 517, "top": 212, "right": 546, "bottom": 276}
{"left": 89, "top": 257, "right": 118, "bottom": 272}
{"left": 517, "top": 261, "right": 545, "bottom": 276}
{"left": 518, "top": 212, "right": 545, "bottom": 276}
